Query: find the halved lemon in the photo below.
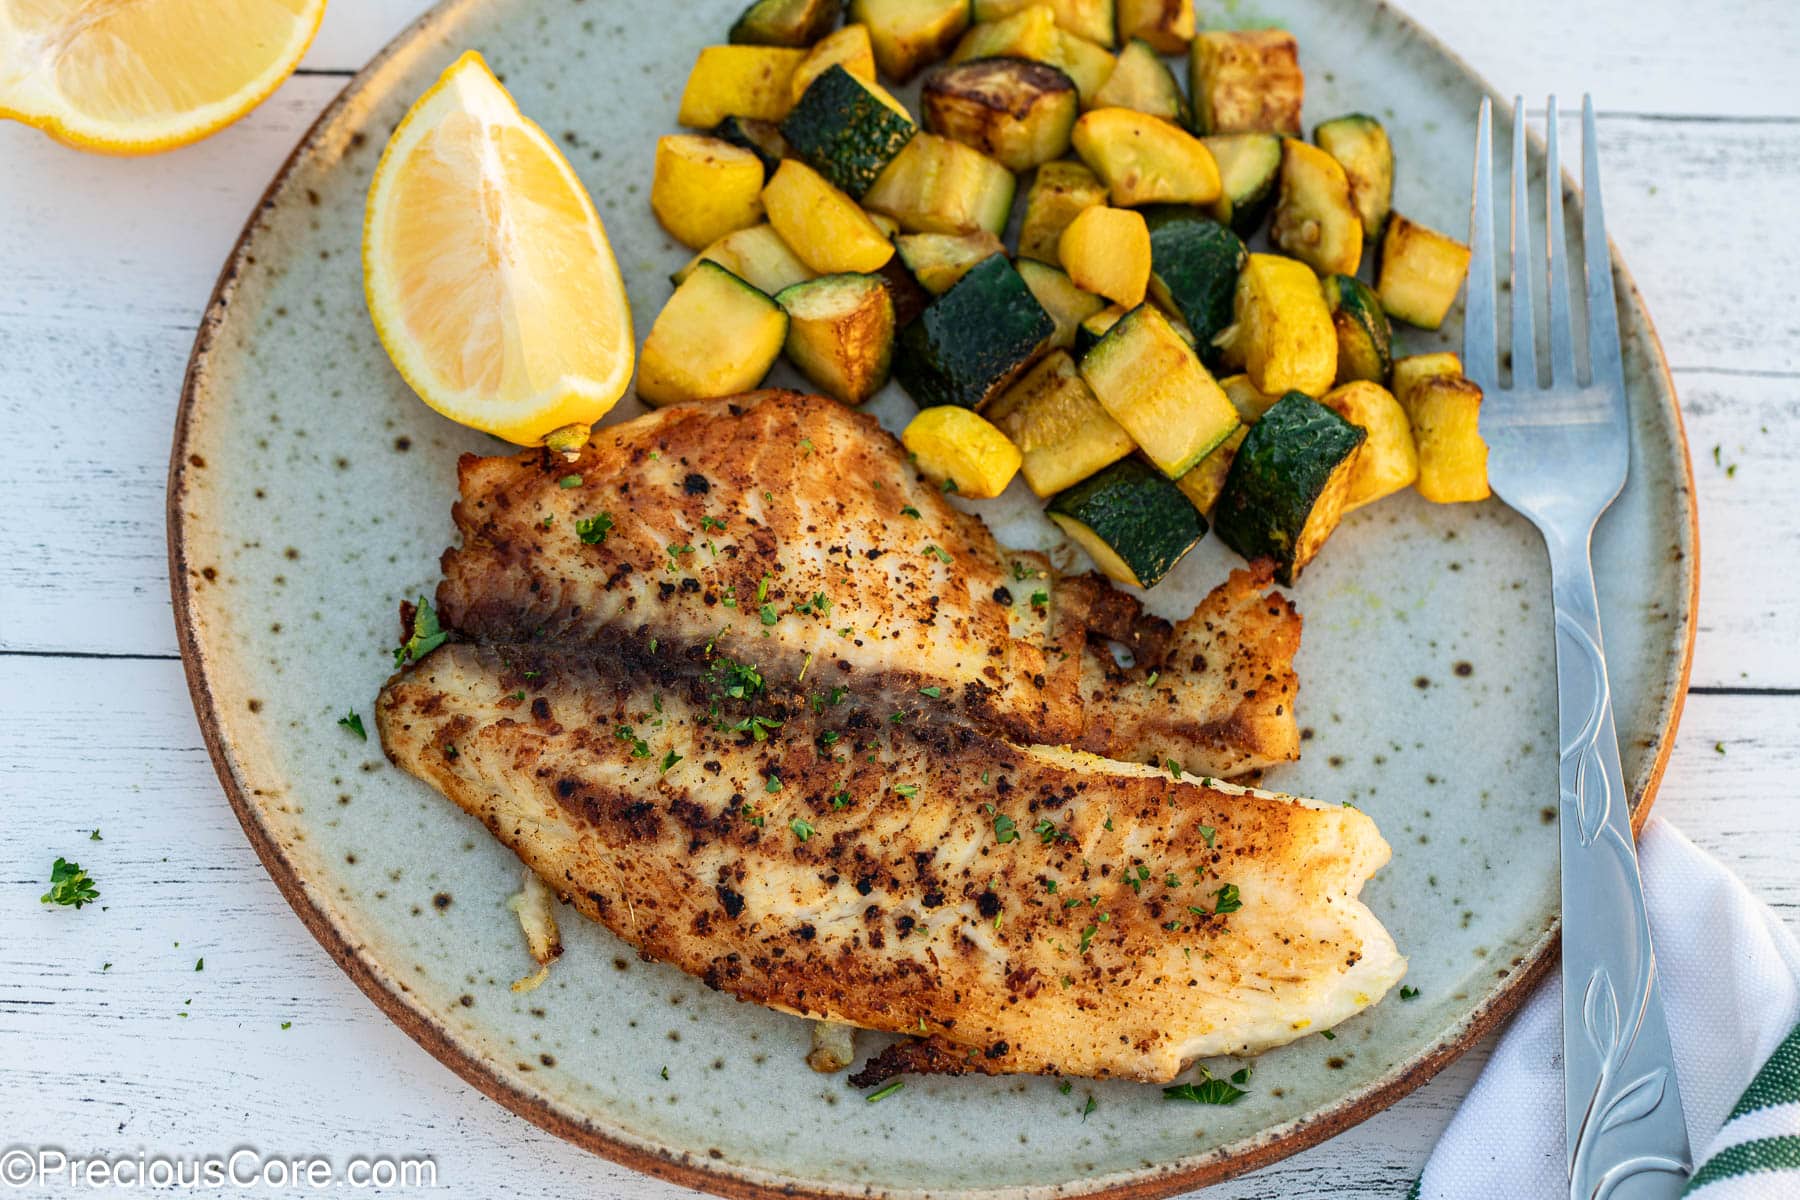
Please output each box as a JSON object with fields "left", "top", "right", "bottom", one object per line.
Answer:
{"left": 363, "top": 50, "right": 633, "bottom": 446}
{"left": 0, "top": 0, "right": 325, "bottom": 154}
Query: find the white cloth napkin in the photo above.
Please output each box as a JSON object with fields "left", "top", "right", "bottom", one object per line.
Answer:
{"left": 1417, "top": 818, "right": 1800, "bottom": 1198}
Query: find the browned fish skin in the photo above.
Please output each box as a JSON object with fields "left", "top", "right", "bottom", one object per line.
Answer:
{"left": 377, "top": 646, "right": 1400, "bottom": 1083}
{"left": 433, "top": 390, "right": 1299, "bottom": 777}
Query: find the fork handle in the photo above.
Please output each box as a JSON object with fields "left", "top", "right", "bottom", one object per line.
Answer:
{"left": 1549, "top": 531, "right": 1692, "bottom": 1200}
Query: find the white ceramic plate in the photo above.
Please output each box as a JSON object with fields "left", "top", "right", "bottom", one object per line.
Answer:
{"left": 169, "top": 2, "right": 1697, "bottom": 1195}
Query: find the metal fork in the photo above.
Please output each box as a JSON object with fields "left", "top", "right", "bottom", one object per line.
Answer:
{"left": 1466, "top": 96, "right": 1692, "bottom": 1199}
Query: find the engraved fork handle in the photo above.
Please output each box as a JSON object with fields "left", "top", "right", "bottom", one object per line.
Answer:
{"left": 1549, "top": 528, "right": 1692, "bottom": 1200}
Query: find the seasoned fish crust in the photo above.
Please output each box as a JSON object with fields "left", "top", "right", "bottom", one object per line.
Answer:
{"left": 434, "top": 390, "right": 1299, "bottom": 777}
{"left": 377, "top": 644, "right": 1402, "bottom": 1082}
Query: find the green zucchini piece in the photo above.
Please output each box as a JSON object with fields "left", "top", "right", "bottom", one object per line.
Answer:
{"left": 1016, "top": 257, "right": 1108, "bottom": 349}
{"left": 1047, "top": 458, "right": 1207, "bottom": 588}
{"left": 1051, "top": 29, "right": 1116, "bottom": 105}
{"left": 1313, "top": 113, "right": 1393, "bottom": 239}
{"left": 863, "top": 133, "right": 1017, "bottom": 235}
{"left": 672, "top": 223, "right": 815, "bottom": 295}
{"left": 849, "top": 0, "right": 969, "bottom": 81}
{"left": 894, "top": 254, "right": 1055, "bottom": 409}
{"left": 1073, "top": 303, "right": 1125, "bottom": 357}
{"left": 1174, "top": 423, "right": 1247, "bottom": 516}
{"left": 1201, "top": 132, "right": 1281, "bottom": 236}
{"left": 709, "top": 116, "right": 788, "bottom": 179}
{"left": 922, "top": 57, "right": 1080, "bottom": 172}
{"left": 896, "top": 230, "right": 1006, "bottom": 294}
{"left": 730, "top": 0, "right": 843, "bottom": 46}
{"left": 775, "top": 273, "right": 897, "bottom": 404}
{"left": 952, "top": 6, "right": 1060, "bottom": 63}
{"left": 873, "top": 254, "right": 931, "bottom": 327}
{"left": 1092, "top": 38, "right": 1188, "bottom": 125}
{"left": 1322, "top": 274, "right": 1392, "bottom": 385}
{"left": 1079, "top": 303, "right": 1238, "bottom": 477}
{"left": 781, "top": 65, "right": 916, "bottom": 196}
{"left": 1211, "top": 390, "right": 1366, "bottom": 584}
{"left": 987, "top": 349, "right": 1135, "bottom": 496}
{"left": 1141, "top": 208, "right": 1247, "bottom": 371}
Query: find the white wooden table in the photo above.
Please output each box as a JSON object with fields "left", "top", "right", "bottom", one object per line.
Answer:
{"left": 3, "top": 2, "right": 1796, "bottom": 1195}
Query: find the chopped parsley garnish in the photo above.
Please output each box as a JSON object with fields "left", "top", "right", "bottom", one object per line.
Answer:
{"left": 741, "top": 804, "right": 764, "bottom": 828}
{"left": 337, "top": 710, "right": 367, "bottom": 740}
{"left": 41, "top": 858, "right": 99, "bottom": 909}
{"left": 764, "top": 774, "right": 782, "bottom": 793}
{"left": 1321, "top": 1030, "right": 1336, "bottom": 1041}
{"left": 866, "top": 1080, "right": 905, "bottom": 1103}
{"left": 707, "top": 655, "right": 764, "bottom": 700}
{"left": 666, "top": 543, "right": 693, "bottom": 570}
{"left": 1081, "top": 1095, "right": 1097, "bottom": 1119}
{"left": 1010, "top": 561, "right": 1040, "bottom": 581}
{"left": 660, "top": 750, "right": 683, "bottom": 774}
{"left": 726, "top": 714, "right": 782, "bottom": 742}
{"left": 1035, "top": 817, "right": 1058, "bottom": 845}
{"left": 1059, "top": 1080, "right": 1072, "bottom": 1095}
{"left": 1079, "top": 924, "right": 1098, "bottom": 954}
{"left": 790, "top": 818, "right": 815, "bottom": 842}
{"left": 89, "top": 829, "right": 102, "bottom": 842}
{"left": 1145, "top": 670, "right": 1160, "bottom": 688}
{"left": 893, "top": 783, "right": 919, "bottom": 798}
{"left": 280, "top": 1021, "right": 292, "bottom": 1030}
{"left": 195, "top": 957, "right": 204, "bottom": 972}
{"left": 756, "top": 576, "right": 770, "bottom": 604}
{"left": 1030, "top": 589, "right": 1048, "bottom": 607}
{"left": 1211, "top": 883, "right": 1242, "bottom": 915}
{"left": 1399, "top": 985, "right": 1420, "bottom": 1000}
{"left": 615, "top": 725, "right": 651, "bottom": 758}
{"left": 558, "top": 474, "right": 583, "bottom": 488}
{"left": 828, "top": 685, "right": 850, "bottom": 705}
{"left": 993, "top": 813, "right": 1019, "bottom": 844}
{"left": 900, "top": 506, "right": 921, "bottom": 519}
{"left": 795, "top": 592, "right": 833, "bottom": 617}
{"left": 821, "top": 730, "right": 839, "bottom": 746}
{"left": 918, "top": 685, "right": 941, "bottom": 699}
{"left": 393, "top": 596, "right": 449, "bottom": 666}
{"left": 923, "top": 544, "right": 953, "bottom": 564}
{"left": 1163, "top": 1077, "right": 1246, "bottom": 1106}
{"left": 940, "top": 477, "right": 959, "bottom": 493}
{"left": 759, "top": 603, "right": 780, "bottom": 626}
{"left": 1198, "top": 824, "right": 1217, "bottom": 848}
{"left": 575, "top": 512, "right": 614, "bottom": 544}
{"left": 701, "top": 514, "right": 727, "bottom": 532}
{"left": 831, "top": 789, "right": 851, "bottom": 810}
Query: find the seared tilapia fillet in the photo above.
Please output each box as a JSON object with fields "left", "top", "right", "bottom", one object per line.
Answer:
{"left": 378, "top": 645, "right": 1403, "bottom": 1081}
{"left": 435, "top": 390, "right": 1300, "bottom": 778}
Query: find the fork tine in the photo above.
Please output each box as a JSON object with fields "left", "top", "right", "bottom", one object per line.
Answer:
{"left": 1463, "top": 97, "right": 1497, "bottom": 393}
{"left": 1543, "top": 96, "right": 1579, "bottom": 386}
{"left": 1508, "top": 96, "right": 1538, "bottom": 390}
{"left": 1582, "top": 95, "right": 1625, "bottom": 393}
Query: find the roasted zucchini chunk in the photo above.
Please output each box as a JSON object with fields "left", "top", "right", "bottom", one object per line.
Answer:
{"left": 1047, "top": 458, "right": 1207, "bottom": 587}
{"left": 1015, "top": 258, "right": 1108, "bottom": 349}
{"left": 863, "top": 133, "right": 1017, "bottom": 235}
{"left": 1018, "top": 159, "right": 1107, "bottom": 264}
{"left": 1059, "top": 206, "right": 1151, "bottom": 307}
{"left": 987, "top": 349, "right": 1134, "bottom": 494}
{"left": 1050, "top": 30, "right": 1118, "bottom": 104}
{"left": 922, "top": 57, "right": 1080, "bottom": 171}
{"left": 1212, "top": 390, "right": 1365, "bottom": 583}
{"left": 1143, "top": 208, "right": 1247, "bottom": 371}
{"left": 1319, "top": 381, "right": 1417, "bottom": 509}
{"left": 781, "top": 65, "right": 916, "bottom": 196}
{"left": 1321, "top": 273, "right": 1392, "bottom": 385}
{"left": 1189, "top": 30, "right": 1302, "bottom": 135}
{"left": 651, "top": 135, "right": 769, "bottom": 250}
{"left": 678, "top": 45, "right": 809, "bottom": 127}
{"left": 1392, "top": 353, "right": 1489, "bottom": 502}
{"left": 776, "top": 273, "right": 897, "bottom": 403}
{"left": 953, "top": 5, "right": 1061, "bottom": 62}
{"left": 791, "top": 23, "right": 879, "bottom": 100}
{"left": 1270, "top": 138, "right": 1362, "bottom": 277}
{"left": 1072, "top": 107, "right": 1220, "bottom": 205}
{"left": 639, "top": 262, "right": 788, "bottom": 407}
{"left": 901, "top": 405, "right": 1024, "bottom": 497}
{"left": 894, "top": 254, "right": 1056, "bottom": 409}
{"left": 849, "top": 0, "right": 970, "bottom": 81}
{"left": 1116, "top": 0, "right": 1193, "bottom": 53}
{"left": 973, "top": 0, "right": 1116, "bottom": 48}
{"left": 731, "top": 0, "right": 844, "bottom": 46}
{"left": 1074, "top": 302, "right": 1126, "bottom": 356}
{"left": 1219, "top": 371, "right": 1280, "bottom": 422}
{"left": 1200, "top": 132, "right": 1281, "bottom": 236}
{"left": 1377, "top": 212, "right": 1473, "bottom": 329}
{"left": 1092, "top": 38, "right": 1188, "bottom": 124}
{"left": 1314, "top": 113, "right": 1393, "bottom": 239}
{"left": 673, "top": 223, "right": 816, "bottom": 296}
{"left": 710, "top": 116, "right": 788, "bottom": 178}
{"left": 1173, "top": 423, "right": 1246, "bottom": 515}
{"left": 1079, "top": 303, "right": 1238, "bottom": 477}
{"left": 762, "top": 159, "right": 896, "bottom": 273}
{"left": 896, "top": 230, "right": 1006, "bottom": 294}
{"left": 873, "top": 255, "right": 932, "bottom": 327}
{"left": 1231, "top": 251, "right": 1336, "bottom": 396}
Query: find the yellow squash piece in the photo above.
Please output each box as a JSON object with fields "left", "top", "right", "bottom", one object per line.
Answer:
{"left": 1377, "top": 213, "right": 1474, "bottom": 329}
{"left": 1059, "top": 207, "right": 1150, "bottom": 307}
{"left": 674, "top": 224, "right": 816, "bottom": 296}
{"left": 952, "top": 5, "right": 1061, "bottom": 63}
{"left": 1189, "top": 30, "right": 1303, "bottom": 135}
{"left": 638, "top": 262, "right": 788, "bottom": 407}
{"left": 1116, "top": 0, "right": 1194, "bottom": 53}
{"left": 901, "top": 406, "right": 1023, "bottom": 499}
{"left": 986, "top": 351, "right": 1134, "bottom": 496}
{"left": 677, "top": 45, "right": 808, "bottom": 127}
{"left": 1232, "top": 252, "right": 1335, "bottom": 397}
{"left": 1270, "top": 138, "right": 1363, "bottom": 277}
{"left": 1174, "top": 424, "right": 1246, "bottom": 515}
{"left": 362, "top": 51, "right": 633, "bottom": 446}
{"left": 1219, "top": 372, "right": 1281, "bottom": 423}
{"left": 651, "top": 136, "right": 767, "bottom": 250}
{"left": 1019, "top": 160, "right": 1107, "bottom": 265}
{"left": 762, "top": 160, "right": 896, "bottom": 273}
{"left": 850, "top": 0, "right": 971, "bottom": 81}
{"left": 1051, "top": 30, "right": 1118, "bottom": 105}
{"left": 1392, "top": 355, "right": 1489, "bottom": 502}
{"left": 973, "top": 0, "right": 1117, "bottom": 47}
{"left": 792, "top": 24, "right": 879, "bottom": 101}
{"left": 1071, "top": 108, "right": 1220, "bottom": 206}
{"left": 0, "top": 0, "right": 325, "bottom": 154}
{"left": 1319, "top": 381, "right": 1418, "bottom": 509}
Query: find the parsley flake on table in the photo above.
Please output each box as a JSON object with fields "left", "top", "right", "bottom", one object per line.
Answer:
{"left": 89, "top": 828, "right": 102, "bottom": 841}
{"left": 575, "top": 512, "right": 614, "bottom": 544}
{"left": 393, "top": 596, "right": 449, "bottom": 666}
{"left": 337, "top": 710, "right": 367, "bottom": 740}
{"left": 1400, "top": 985, "right": 1420, "bottom": 1000}
{"left": 1082, "top": 1095, "right": 1097, "bottom": 1119}
{"left": 1164, "top": 1077, "right": 1247, "bottom": 1105}
{"left": 41, "top": 858, "right": 99, "bottom": 909}
{"left": 195, "top": 957, "right": 204, "bottom": 971}
{"left": 866, "top": 1080, "right": 904, "bottom": 1103}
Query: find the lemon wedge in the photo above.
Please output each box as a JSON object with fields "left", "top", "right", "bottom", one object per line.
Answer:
{"left": 0, "top": 0, "right": 325, "bottom": 154}
{"left": 362, "top": 51, "right": 633, "bottom": 446}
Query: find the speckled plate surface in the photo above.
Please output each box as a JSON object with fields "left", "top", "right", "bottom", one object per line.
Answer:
{"left": 168, "top": 1, "right": 1698, "bottom": 1195}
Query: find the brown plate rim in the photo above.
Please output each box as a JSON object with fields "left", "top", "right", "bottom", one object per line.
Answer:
{"left": 166, "top": 1, "right": 1700, "bottom": 1194}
